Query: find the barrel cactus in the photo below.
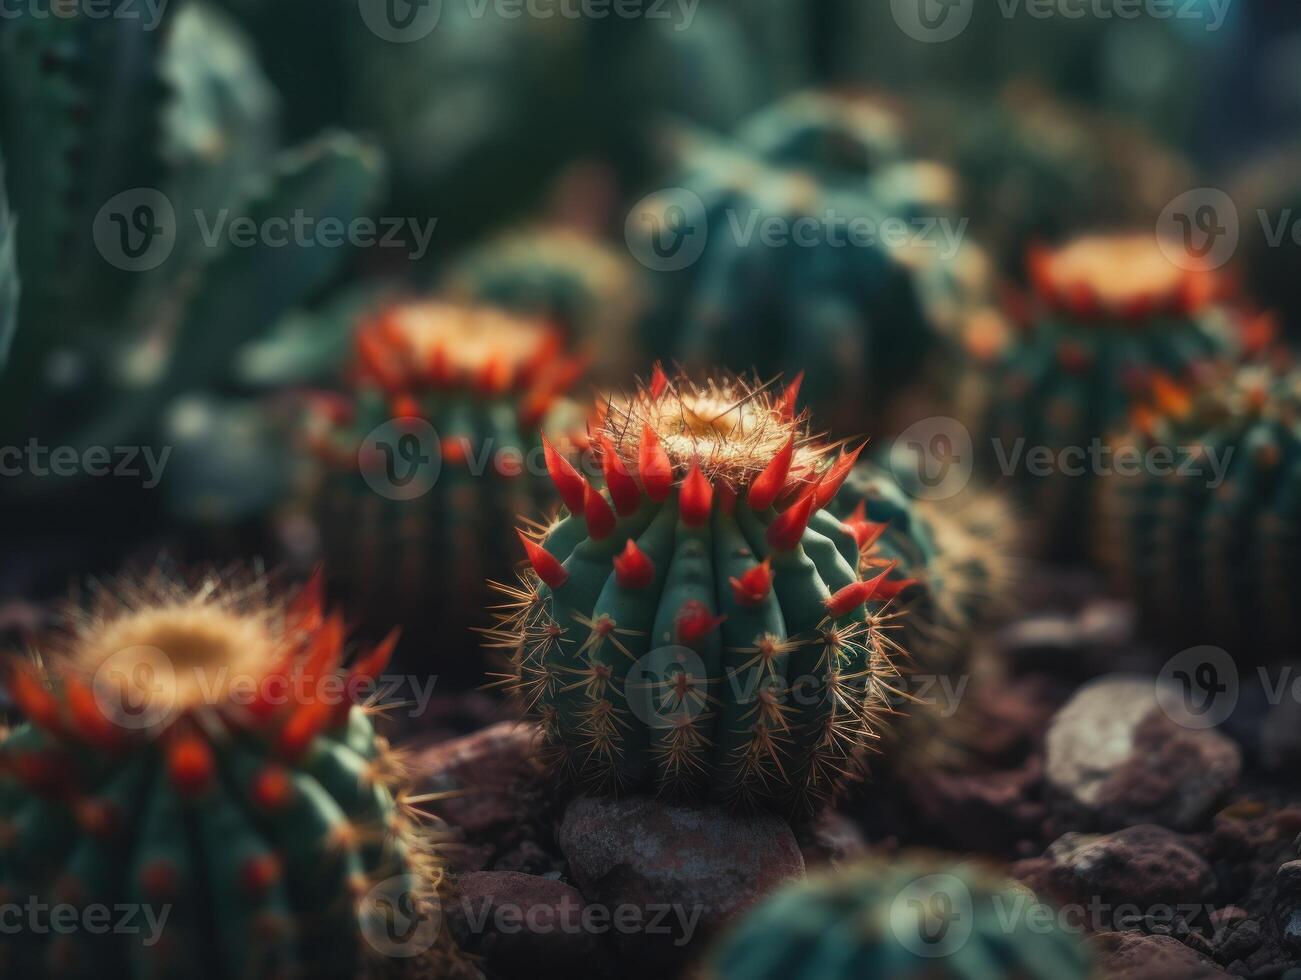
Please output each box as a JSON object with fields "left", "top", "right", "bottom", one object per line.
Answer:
{"left": 633, "top": 91, "right": 962, "bottom": 432}
{"left": 0, "top": 570, "right": 466, "bottom": 979}
{"left": 0, "top": 2, "right": 383, "bottom": 520}
{"left": 707, "top": 857, "right": 1092, "bottom": 980}
{"left": 306, "top": 298, "right": 586, "bottom": 668}
{"left": 488, "top": 368, "right": 915, "bottom": 813}
{"left": 1097, "top": 362, "right": 1301, "bottom": 661}
{"left": 982, "top": 232, "right": 1244, "bottom": 557}
{"left": 442, "top": 225, "right": 644, "bottom": 382}
{"left": 827, "top": 464, "right": 1015, "bottom": 679}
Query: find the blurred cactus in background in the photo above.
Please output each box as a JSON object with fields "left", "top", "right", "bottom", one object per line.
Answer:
{"left": 707, "top": 856, "right": 1092, "bottom": 980}
{"left": 304, "top": 299, "right": 587, "bottom": 677}
{"left": 491, "top": 368, "right": 915, "bottom": 812}
{"left": 827, "top": 464, "right": 1016, "bottom": 679}
{"left": 0, "top": 569, "right": 467, "bottom": 978}
{"left": 1098, "top": 361, "right": 1301, "bottom": 661}
{"left": 980, "top": 233, "right": 1245, "bottom": 557}
{"left": 633, "top": 91, "right": 979, "bottom": 434}
{"left": 914, "top": 85, "right": 1194, "bottom": 281}
{"left": 0, "top": 157, "right": 16, "bottom": 373}
{"left": 442, "top": 225, "right": 646, "bottom": 382}
{"left": 0, "top": 2, "right": 384, "bottom": 527}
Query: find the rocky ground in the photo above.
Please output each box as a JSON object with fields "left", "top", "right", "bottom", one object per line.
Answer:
{"left": 407, "top": 568, "right": 1301, "bottom": 979}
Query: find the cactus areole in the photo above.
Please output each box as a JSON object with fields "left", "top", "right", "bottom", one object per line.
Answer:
{"left": 490, "top": 368, "right": 910, "bottom": 813}
{"left": 0, "top": 571, "right": 460, "bottom": 979}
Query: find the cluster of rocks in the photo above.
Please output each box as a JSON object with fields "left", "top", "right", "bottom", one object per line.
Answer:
{"left": 405, "top": 615, "right": 1301, "bottom": 978}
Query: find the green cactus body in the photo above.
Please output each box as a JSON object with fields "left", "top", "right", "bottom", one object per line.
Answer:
{"left": 492, "top": 370, "right": 913, "bottom": 813}
{"left": 708, "top": 857, "right": 1092, "bottom": 980}
{"left": 308, "top": 300, "right": 586, "bottom": 669}
{"left": 0, "top": 156, "right": 17, "bottom": 371}
{"left": 635, "top": 91, "right": 961, "bottom": 432}
{"left": 983, "top": 233, "right": 1241, "bottom": 558}
{"left": 0, "top": 572, "right": 465, "bottom": 979}
{"left": 442, "top": 226, "right": 644, "bottom": 382}
{"left": 1097, "top": 364, "right": 1301, "bottom": 661}
{"left": 827, "top": 464, "right": 1014, "bottom": 678}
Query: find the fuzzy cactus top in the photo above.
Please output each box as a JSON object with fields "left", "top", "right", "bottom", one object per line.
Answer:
{"left": 491, "top": 368, "right": 915, "bottom": 813}
{"left": 0, "top": 571, "right": 463, "bottom": 979}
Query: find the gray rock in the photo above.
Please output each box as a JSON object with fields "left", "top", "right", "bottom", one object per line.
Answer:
{"left": 407, "top": 722, "right": 541, "bottom": 836}
{"left": 1045, "top": 675, "right": 1240, "bottom": 831}
{"left": 558, "top": 795, "right": 804, "bottom": 969}
{"left": 1016, "top": 825, "right": 1215, "bottom": 923}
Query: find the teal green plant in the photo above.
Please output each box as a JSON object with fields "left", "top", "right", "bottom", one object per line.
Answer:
{"left": 491, "top": 369, "right": 915, "bottom": 812}
{"left": 634, "top": 90, "right": 981, "bottom": 432}
{"left": 708, "top": 857, "right": 1093, "bottom": 980}
{"left": 1097, "top": 362, "right": 1301, "bottom": 661}
{"left": 828, "top": 464, "right": 1015, "bottom": 678}
{"left": 0, "top": 570, "right": 469, "bottom": 979}
{"left": 983, "top": 232, "right": 1244, "bottom": 557}
{"left": 306, "top": 298, "right": 586, "bottom": 665}
{"left": 0, "top": 3, "right": 384, "bottom": 520}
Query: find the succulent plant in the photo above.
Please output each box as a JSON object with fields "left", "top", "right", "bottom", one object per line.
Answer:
{"left": 981, "top": 233, "right": 1245, "bottom": 557}
{"left": 488, "top": 368, "right": 915, "bottom": 813}
{"left": 633, "top": 91, "right": 966, "bottom": 433}
{"left": 827, "top": 464, "right": 1015, "bottom": 679}
{"left": 441, "top": 225, "right": 645, "bottom": 383}
{"left": 0, "top": 2, "right": 384, "bottom": 518}
{"left": 707, "top": 856, "right": 1092, "bottom": 980}
{"left": 912, "top": 85, "right": 1194, "bottom": 280}
{"left": 1097, "top": 362, "right": 1301, "bottom": 660}
{"left": 305, "top": 299, "right": 586, "bottom": 670}
{"left": 0, "top": 569, "right": 467, "bottom": 979}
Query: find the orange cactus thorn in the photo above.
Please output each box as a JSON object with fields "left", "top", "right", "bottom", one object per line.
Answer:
{"left": 240, "top": 855, "right": 282, "bottom": 898}
{"left": 675, "top": 600, "right": 726, "bottom": 647}
{"left": 613, "top": 539, "right": 655, "bottom": 589}
{"left": 64, "top": 676, "right": 120, "bottom": 749}
{"left": 638, "top": 424, "right": 673, "bottom": 502}
{"left": 543, "top": 435, "right": 588, "bottom": 513}
{"left": 649, "top": 362, "right": 669, "bottom": 399}
{"left": 780, "top": 371, "right": 804, "bottom": 420}
{"left": 476, "top": 351, "right": 512, "bottom": 395}
{"left": 519, "top": 530, "right": 569, "bottom": 589}
{"left": 167, "top": 734, "right": 215, "bottom": 798}
{"left": 813, "top": 445, "right": 863, "bottom": 510}
{"left": 823, "top": 563, "right": 899, "bottom": 618}
{"left": 748, "top": 436, "right": 795, "bottom": 511}
{"left": 251, "top": 766, "right": 294, "bottom": 811}
{"left": 600, "top": 434, "right": 642, "bottom": 516}
{"left": 843, "top": 501, "right": 889, "bottom": 551}
{"left": 680, "top": 462, "right": 713, "bottom": 527}
{"left": 584, "top": 484, "right": 617, "bottom": 539}
{"left": 277, "top": 699, "right": 333, "bottom": 762}
{"left": 730, "top": 559, "right": 773, "bottom": 608}
{"left": 767, "top": 492, "right": 816, "bottom": 551}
